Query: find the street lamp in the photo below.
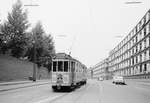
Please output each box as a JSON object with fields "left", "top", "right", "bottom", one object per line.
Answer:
{"left": 32, "top": 40, "right": 37, "bottom": 82}
{"left": 125, "top": 1, "right": 142, "bottom": 4}
{"left": 24, "top": 0, "right": 39, "bottom": 82}
{"left": 114, "top": 35, "right": 124, "bottom": 38}
{"left": 24, "top": 0, "right": 39, "bottom": 7}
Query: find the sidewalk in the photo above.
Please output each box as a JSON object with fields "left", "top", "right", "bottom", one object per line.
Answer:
{"left": 0, "top": 80, "right": 32, "bottom": 86}
{"left": 125, "top": 79, "right": 150, "bottom": 86}
{"left": 0, "top": 80, "right": 51, "bottom": 92}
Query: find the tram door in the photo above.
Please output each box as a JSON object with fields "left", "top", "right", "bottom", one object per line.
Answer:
{"left": 71, "top": 61, "right": 75, "bottom": 84}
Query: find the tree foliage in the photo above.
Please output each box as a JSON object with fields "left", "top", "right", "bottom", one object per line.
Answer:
{"left": 0, "top": 0, "right": 29, "bottom": 57}
{"left": 25, "top": 21, "right": 55, "bottom": 70}
{"left": 0, "top": 0, "right": 55, "bottom": 72}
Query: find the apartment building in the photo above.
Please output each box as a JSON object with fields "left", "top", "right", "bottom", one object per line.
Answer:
{"left": 108, "top": 9, "right": 150, "bottom": 77}
{"left": 92, "top": 58, "right": 109, "bottom": 79}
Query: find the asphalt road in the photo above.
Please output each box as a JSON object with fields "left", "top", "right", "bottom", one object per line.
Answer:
{"left": 0, "top": 79, "right": 150, "bottom": 103}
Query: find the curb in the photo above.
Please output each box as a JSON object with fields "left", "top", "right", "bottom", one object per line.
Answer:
{"left": 136, "top": 82, "right": 150, "bottom": 86}
{"left": 0, "top": 79, "right": 51, "bottom": 86}
{"left": 0, "top": 81, "right": 51, "bottom": 92}
{"left": 126, "top": 80, "right": 150, "bottom": 86}
{"left": 0, "top": 81, "right": 32, "bottom": 86}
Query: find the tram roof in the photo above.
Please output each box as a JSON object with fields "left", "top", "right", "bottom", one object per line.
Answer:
{"left": 53, "top": 53, "right": 87, "bottom": 68}
{"left": 53, "top": 53, "right": 73, "bottom": 60}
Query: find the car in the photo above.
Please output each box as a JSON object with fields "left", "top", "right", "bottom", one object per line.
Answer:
{"left": 112, "top": 76, "right": 125, "bottom": 85}
{"left": 98, "top": 77, "right": 103, "bottom": 81}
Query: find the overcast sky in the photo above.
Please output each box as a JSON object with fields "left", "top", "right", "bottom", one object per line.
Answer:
{"left": 0, "top": 0, "right": 150, "bottom": 68}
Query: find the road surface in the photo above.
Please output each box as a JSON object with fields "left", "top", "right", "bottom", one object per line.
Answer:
{"left": 0, "top": 79, "right": 150, "bottom": 103}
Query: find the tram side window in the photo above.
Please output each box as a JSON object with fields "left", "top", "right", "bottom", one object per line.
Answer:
{"left": 58, "top": 61, "right": 63, "bottom": 71}
{"left": 53, "top": 61, "right": 56, "bottom": 72}
{"left": 64, "top": 61, "right": 68, "bottom": 72}
{"left": 71, "top": 62, "right": 75, "bottom": 72}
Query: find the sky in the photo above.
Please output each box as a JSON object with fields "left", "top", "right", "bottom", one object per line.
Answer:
{"left": 0, "top": 0, "right": 150, "bottom": 68}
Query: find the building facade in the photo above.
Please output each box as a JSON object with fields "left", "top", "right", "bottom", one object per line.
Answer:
{"left": 92, "top": 58, "right": 109, "bottom": 80}
{"left": 108, "top": 9, "right": 150, "bottom": 78}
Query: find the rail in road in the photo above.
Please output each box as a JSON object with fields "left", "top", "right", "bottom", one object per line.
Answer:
{"left": 46, "top": 80, "right": 100, "bottom": 103}
{"left": 31, "top": 81, "right": 92, "bottom": 103}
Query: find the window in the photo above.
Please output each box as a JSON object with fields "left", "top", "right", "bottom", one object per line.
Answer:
{"left": 64, "top": 61, "right": 68, "bottom": 72}
{"left": 144, "top": 64, "right": 147, "bottom": 72}
{"left": 71, "top": 62, "right": 75, "bottom": 72}
{"left": 144, "top": 17, "right": 146, "bottom": 24}
{"left": 149, "top": 49, "right": 150, "bottom": 57}
{"left": 149, "top": 12, "right": 150, "bottom": 20}
{"left": 132, "top": 58, "right": 134, "bottom": 65}
{"left": 53, "top": 61, "right": 57, "bottom": 72}
{"left": 149, "top": 23, "right": 150, "bottom": 32}
{"left": 58, "top": 61, "right": 63, "bottom": 71}
{"left": 144, "top": 27, "right": 146, "bottom": 36}
{"left": 132, "top": 39, "right": 134, "bottom": 45}
{"left": 144, "top": 39, "right": 146, "bottom": 48}
{"left": 139, "top": 21, "right": 142, "bottom": 29}
{"left": 140, "top": 43, "right": 142, "bottom": 50}
{"left": 140, "top": 54, "right": 142, "bottom": 62}
{"left": 139, "top": 31, "right": 142, "bottom": 40}
{"left": 135, "top": 26, "right": 138, "bottom": 33}
{"left": 132, "top": 48, "right": 134, "bottom": 54}
{"left": 144, "top": 51, "right": 146, "bottom": 60}
{"left": 136, "top": 36, "right": 138, "bottom": 42}
{"left": 149, "top": 36, "right": 150, "bottom": 45}
{"left": 146, "top": 12, "right": 149, "bottom": 22}
{"left": 140, "top": 64, "right": 142, "bottom": 72}
{"left": 136, "top": 56, "right": 138, "bottom": 63}
{"left": 136, "top": 46, "right": 138, "bottom": 53}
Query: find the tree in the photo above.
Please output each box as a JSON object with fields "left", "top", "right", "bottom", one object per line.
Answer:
{"left": 42, "top": 35, "right": 55, "bottom": 57}
{"left": 32, "top": 21, "right": 45, "bottom": 58}
{"left": 25, "top": 21, "right": 55, "bottom": 71}
{"left": 0, "top": 22, "right": 12, "bottom": 54}
{"left": 25, "top": 21, "right": 45, "bottom": 66}
{"left": 1, "top": 0, "right": 29, "bottom": 57}
{"left": 42, "top": 35, "right": 55, "bottom": 72}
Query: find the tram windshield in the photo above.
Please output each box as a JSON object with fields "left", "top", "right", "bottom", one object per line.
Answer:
{"left": 53, "top": 61, "right": 56, "bottom": 72}
{"left": 64, "top": 61, "right": 68, "bottom": 72}
{"left": 52, "top": 61, "right": 69, "bottom": 72}
{"left": 58, "top": 61, "right": 63, "bottom": 71}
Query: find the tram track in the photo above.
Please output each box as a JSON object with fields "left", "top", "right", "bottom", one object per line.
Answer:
{"left": 49, "top": 83, "right": 91, "bottom": 103}
{"left": 71, "top": 84, "right": 92, "bottom": 103}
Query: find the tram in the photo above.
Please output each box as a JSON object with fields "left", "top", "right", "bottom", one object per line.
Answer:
{"left": 51, "top": 53, "right": 87, "bottom": 91}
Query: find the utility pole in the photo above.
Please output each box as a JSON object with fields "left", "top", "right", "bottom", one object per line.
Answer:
{"left": 24, "top": 0, "right": 39, "bottom": 82}
{"left": 33, "top": 40, "right": 37, "bottom": 81}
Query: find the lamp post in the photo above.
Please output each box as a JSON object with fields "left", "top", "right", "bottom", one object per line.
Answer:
{"left": 24, "top": 0, "right": 39, "bottom": 7}
{"left": 125, "top": 1, "right": 142, "bottom": 4}
{"left": 32, "top": 40, "right": 37, "bottom": 81}
{"left": 24, "top": 0, "right": 39, "bottom": 82}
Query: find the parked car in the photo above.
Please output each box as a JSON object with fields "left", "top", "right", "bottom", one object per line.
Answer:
{"left": 112, "top": 76, "right": 125, "bottom": 85}
{"left": 98, "top": 77, "right": 103, "bottom": 81}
